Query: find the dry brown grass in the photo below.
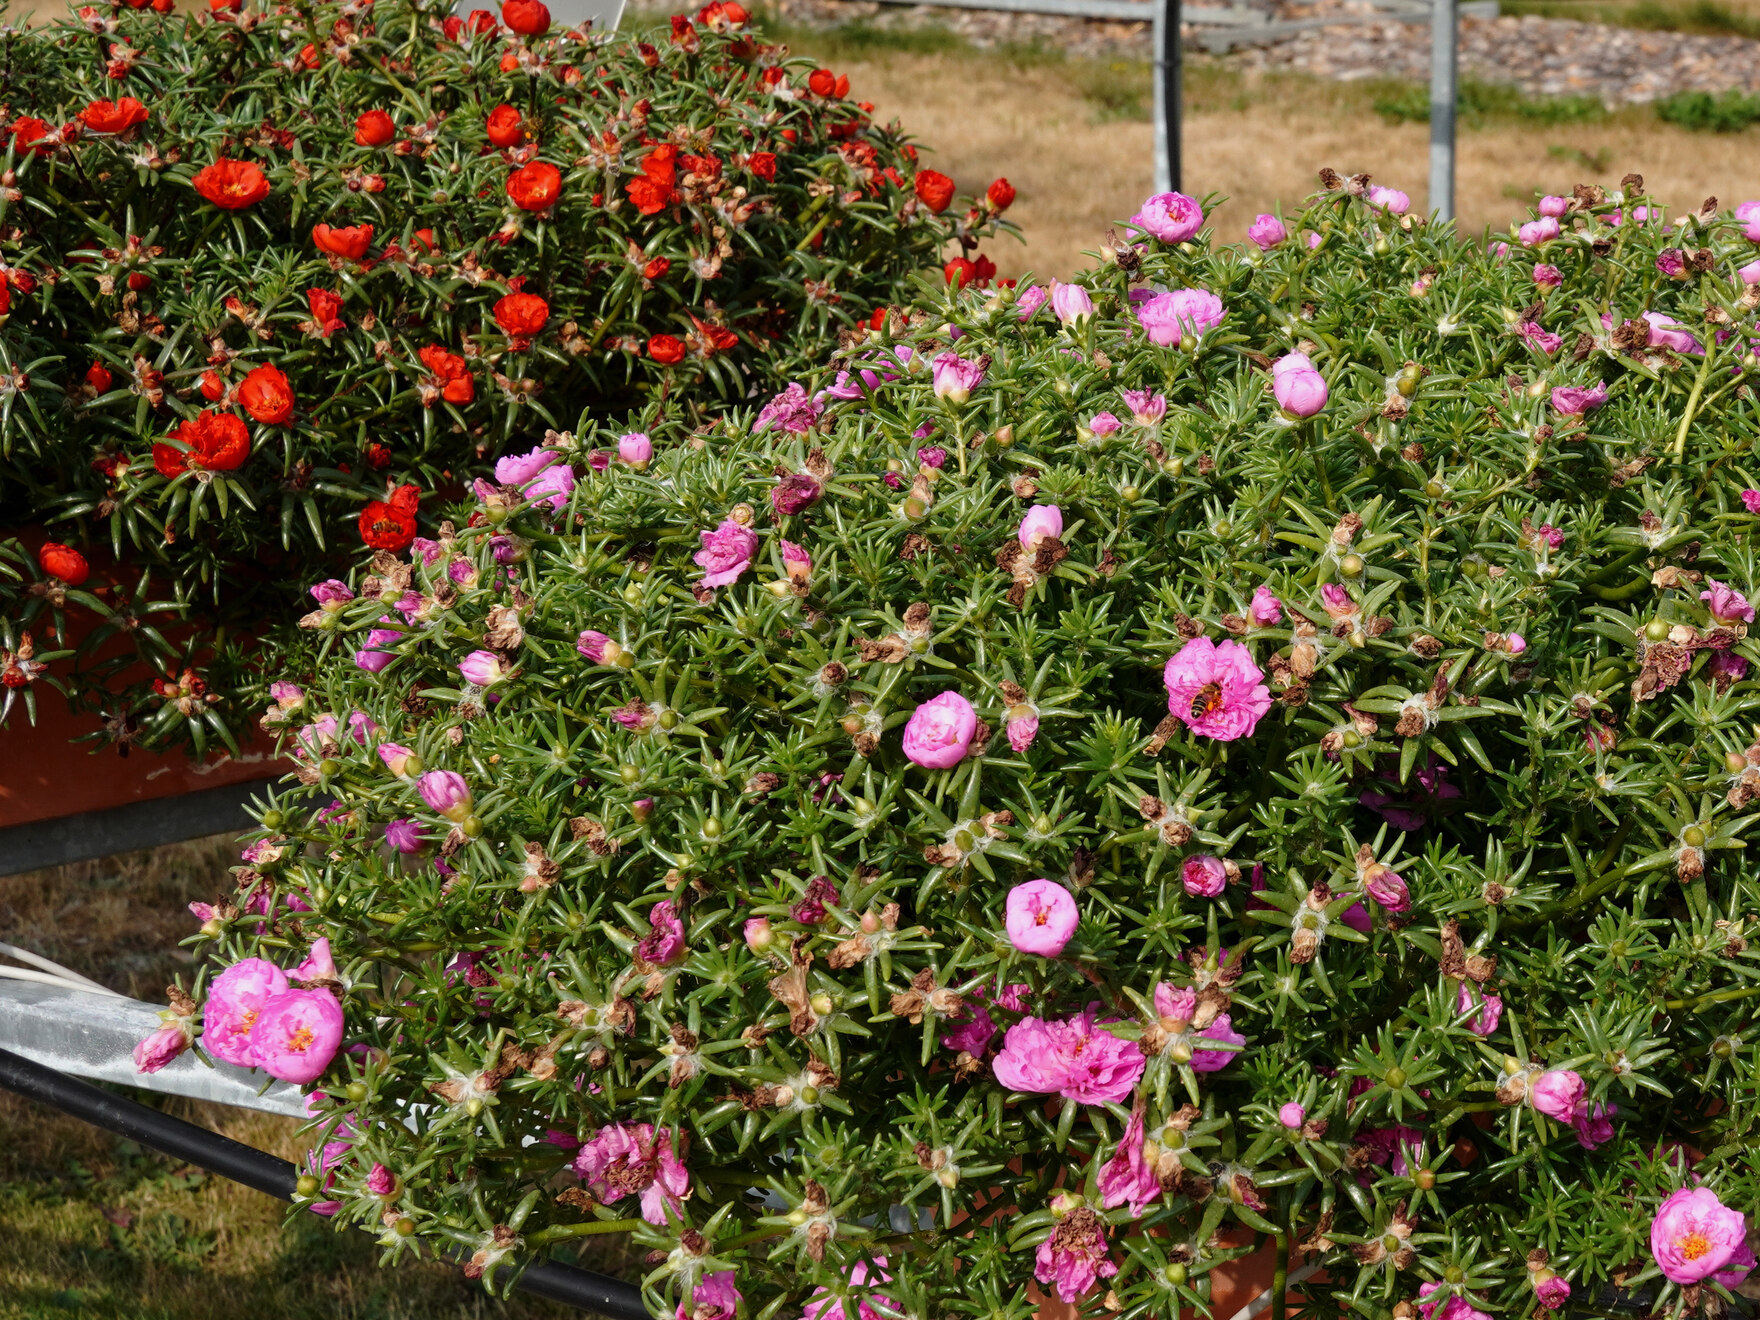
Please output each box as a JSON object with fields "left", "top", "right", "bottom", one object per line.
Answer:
{"left": 809, "top": 47, "right": 1760, "bottom": 281}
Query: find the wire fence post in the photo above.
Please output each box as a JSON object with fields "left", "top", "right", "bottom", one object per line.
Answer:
{"left": 1428, "top": 0, "right": 1456, "bottom": 221}
{"left": 1153, "top": 0, "right": 1180, "bottom": 193}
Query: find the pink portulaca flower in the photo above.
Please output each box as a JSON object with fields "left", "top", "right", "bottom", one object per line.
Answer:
{"left": 1247, "top": 213, "right": 1286, "bottom": 249}
{"left": 1121, "top": 388, "right": 1167, "bottom": 426}
{"left": 1519, "top": 216, "right": 1560, "bottom": 247}
{"left": 1018, "top": 505, "right": 1063, "bottom": 550}
{"left": 1518, "top": 322, "right": 1562, "bottom": 355}
{"left": 1533, "top": 263, "right": 1563, "bottom": 288}
{"left": 1050, "top": 280, "right": 1094, "bottom": 326}
{"left": 1456, "top": 982, "right": 1503, "bottom": 1036}
{"left": 694, "top": 518, "right": 758, "bottom": 588}
{"left": 1087, "top": 411, "right": 1122, "bottom": 438}
{"left": 1363, "top": 864, "right": 1411, "bottom": 912}
{"left": 1573, "top": 1100, "right": 1618, "bottom": 1151}
{"left": 902, "top": 691, "right": 978, "bottom": 769}
{"left": 1249, "top": 585, "right": 1283, "bottom": 626}
{"left": 1529, "top": 1068, "right": 1585, "bottom": 1121}
{"left": 1005, "top": 879, "right": 1079, "bottom": 956}
{"left": 309, "top": 579, "right": 353, "bottom": 610}
{"left": 1551, "top": 382, "right": 1608, "bottom": 416}
{"left": 1744, "top": 489, "right": 1760, "bottom": 515}
{"left": 1650, "top": 1187, "right": 1750, "bottom": 1284}
{"left": 1152, "top": 983, "right": 1245, "bottom": 1071}
{"left": 250, "top": 987, "right": 345, "bottom": 1084}
{"left": 1163, "top": 637, "right": 1273, "bottom": 742}
{"left": 780, "top": 539, "right": 812, "bottom": 584}
{"left": 1534, "top": 1273, "right": 1571, "bottom": 1311}
{"left": 134, "top": 1015, "right": 196, "bottom": 1074}
{"left": 1136, "top": 288, "right": 1225, "bottom": 347}
{"left": 523, "top": 463, "right": 575, "bottom": 511}
{"left": 1006, "top": 706, "right": 1040, "bottom": 753}
{"left": 618, "top": 431, "right": 652, "bottom": 467}
{"left": 1130, "top": 190, "right": 1204, "bottom": 243}
{"left": 636, "top": 899, "right": 687, "bottom": 967}
{"left": 385, "top": 818, "right": 425, "bottom": 854}
{"left": 1015, "top": 285, "right": 1050, "bottom": 321}
{"left": 1034, "top": 1206, "right": 1119, "bottom": 1303}
{"left": 1369, "top": 186, "right": 1410, "bottom": 214}
{"left": 458, "top": 649, "right": 506, "bottom": 687}
{"left": 801, "top": 1259, "right": 893, "bottom": 1320}
{"left": 354, "top": 626, "right": 402, "bottom": 673}
{"left": 1272, "top": 351, "right": 1328, "bottom": 417}
{"left": 377, "top": 742, "right": 418, "bottom": 778}
{"left": 1418, "top": 1282, "right": 1494, "bottom": 1320}
{"left": 494, "top": 446, "right": 558, "bottom": 485}
{"left": 1182, "top": 854, "right": 1227, "bottom": 898}
{"left": 1739, "top": 200, "right": 1760, "bottom": 241}
{"left": 931, "top": 351, "right": 985, "bottom": 405}
{"left": 1645, "top": 312, "right": 1704, "bottom": 356}
{"left": 201, "top": 957, "right": 290, "bottom": 1068}
{"left": 676, "top": 1272, "right": 741, "bottom": 1320}
{"left": 753, "top": 382, "right": 823, "bottom": 435}
{"left": 1742, "top": 259, "right": 1760, "bottom": 286}
{"left": 771, "top": 472, "right": 822, "bottom": 516}
{"left": 1702, "top": 579, "right": 1755, "bottom": 625}
{"left": 1279, "top": 1101, "right": 1306, "bottom": 1129}
{"left": 417, "top": 769, "right": 472, "bottom": 821}
{"left": 573, "top": 1123, "right": 691, "bottom": 1226}
{"left": 577, "top": 630, "right": 626, "bottom": 666}
{"left": 1097, "top": 1107, "right": 1158, "bottom": 1216}
{"left": 992, "top": 1008, "right": 1145, "bottom": 1104}
{"left": 1538, "top": 195, "right": 1571, "bottom": 217}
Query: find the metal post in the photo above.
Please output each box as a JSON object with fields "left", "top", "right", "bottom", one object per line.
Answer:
{"left": 1153, "top": 0, "right": 1180, "bottom": 194}
{"left": 1428, "top": 0, "right": 1456, "bottom": 221}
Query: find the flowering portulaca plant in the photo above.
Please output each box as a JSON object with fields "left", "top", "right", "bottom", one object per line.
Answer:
{"left": 165, "top": 168, "right": 1760, "bottom": 1318}
{"left": 0, "top": 0, "right": 1012, "bottom": 753}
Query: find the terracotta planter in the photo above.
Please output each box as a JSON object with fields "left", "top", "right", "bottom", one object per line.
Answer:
{"left": 0, "top": 693, "right": 284, "bottom": 830}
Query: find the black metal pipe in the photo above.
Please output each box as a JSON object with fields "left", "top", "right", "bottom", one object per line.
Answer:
{"left": 0, "top": 1047, "right": 651, "bottom": 1319}
{"left": 1164, "top": 0, "right": 1181, "bottom": 193}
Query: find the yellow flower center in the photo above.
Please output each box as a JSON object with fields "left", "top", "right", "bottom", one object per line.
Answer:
{"left": 287, "top": 1025, "right": 315, "bottom": 1053}
{"left": 239, "top": 1009, "right": 258, "bottom": 1032}
{"left": 1679, "top": 1232, "right": 1712, "bottom": 1262}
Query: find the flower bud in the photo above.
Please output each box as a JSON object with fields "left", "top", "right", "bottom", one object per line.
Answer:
{"left": 744, "top": 917, "right": 773, "bottom": 950}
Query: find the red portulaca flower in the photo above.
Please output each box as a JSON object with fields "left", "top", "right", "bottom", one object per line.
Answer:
{"left": 625, "top": 144, "right": 680, "bottom": 216}
{"left": 506, "top": 160, "right": 561, "bottom": 212}
{"left": 485, "top": 104, "right": 524, "bottom": 148}
{"left": 359, "top": 484, "right": 421, "bottom": 551}
{"left": 79, "top": 96, "right": 149, "bottom": 134}
{"left": 312, "top": 223, "right": 373, "bottom": 259}
{"left": 500, "top": 0, "right": 550, "bottom": 35}
{"left": 493, "top": 291, "right": 549, "bottom": 339}
{"left": 38, "top": 542, "right": 90, "bottom": 586}
{"left": 153, "top": 410, "right": 251, "bottom": 477}
{"left": 237, "top": 363, "right": 295, "bottom": 425}
{"left": 914, "top": 169, "right": 955, "bottom": 214}
{"left": 192, "top": 158, "right": 271, "bottom": 210}
{"left": 353, "top": 110, "right": 394, "bottom": 147}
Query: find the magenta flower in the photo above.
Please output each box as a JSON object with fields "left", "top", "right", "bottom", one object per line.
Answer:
{"left": 1656, "top": 249, "right": 1688, "bottom": 278}
{"left": 1034, "top": 1206, "right": 1119, "bottom": 1303}
{"left": 694, "top": 517, "right": 758, "bottom": 587}
{"left": 1364, "top": 865, "right": 1410, "bottom": 912}
{"left": 1739, "top": 200, "right": 1760, "bottom": 241}
{"left": 917, "top": 445, "right": 947, "bottom": 468}
{"left": 1049, "top": 280, "right": 1094, "bottom": 326}
{"left": 1087, "top": 411, "right": 1122, "bottom": 437}
{"left": 1006, "top": 708, "right": 1040, "bottom": 753}
{"left": 636, "top": 899, "right": 687, "bottom": 967}
{"left": 523, "top": 463, "right": 575, "bottom": 511}
{"left": 291, "top": 937, "right": 336, "bottom": 983}
{"left": 573, "top": 1123, "right": 691, "bottom": 1225}
{"left": 1533, "top": 262, "right": 1563, "bottom": 288}
{"left": 771, "top": 472, "right": 822, "bottom": 516}
{"left": 1163, "top": 636, "right": 1273, "bottom": 742}
{"left": 309, "top": 579, "right": 353, "bottom": 609}
{"left": 134, "top": 1019, "right": 195, "bottom": 1074}
{"left": 1005, "top": 879, "right": 1079, "bottom": 956}
{"left": 931, "top": 351, "right": 985, "bottom": 405}
{"left": 1130, "top": 190, "right": 1204, "bottom": 243}
{"left": 1709, "top": 651, "right": 1749, "bottom": 687}
{"left": 676, "top": 1272, "right": 741, "bottom": 1320}
{"left": 1744, "top": 490, "right": 1760, "bottom": 514}
{"left": 1018, "top": 505, "right": 1063, "bottom": 550}
{"left": 1152, "top": 983, "right": 1245, "bottom": 1071}
{"left": 1279, "top": 1101, "right": 1306, "bottom": 1129}
{"left": 754, "top": 382, "right": 823, "bottom": 434}
{"left": 1120, "top": 389, "right": 1166, "bottom": 426}
{"left": 1097, "top": 1108, "right": 1159, "bottom": 1216}
{"left": 780, "top": 539, "right": 812, "bottom": 583}
{"left": 1645, "top": 312, "right": 1704, "bottom": 356}
{"left": 417, "top": 769, "right": 472, "bottom": 821}
{"left": 385, "top": 818, "right": 425, "bottom": 853}
{"left": 1534, "top": 1274, "right": 1571, "bottom": 1311}
{"left": 902, "top": 691, "right": 977, "bottom": 769}
{"left": 353, "top": 626, "right": 402, "bottom": 673}
{"left": 1702, "top": 579, "right": 1756, "bottom": 625}
{"left": 1418, "top": 1283, "right": 1494, "bottom": 1320}
{"left": 1573, "top": 1100, "right": 1617, "bottom": 1150}
{"left": 992, "top": 1008, "right": 1145, "bottom": 1104}
{"left": 577, "top": 630, "right": 623, "bottom": 665}
{"left": 1742, "top": 259, "right": 1760, "bottom": 286}
{"left": 201, "top": 957, "right": 289, "bottom": 1068}
{"left": 1182, "top": 854, "right": 1227, "bottom": 898}
{"left": 458, "top": 649, "right": 506, "bottom": 687}
{"left": 1272, "top": 351, "right": 1328, "bottom": 417}
{"left": 367, "top": 1163, "right": 397, "bottom": 1197}
{"left": 494, "top": 446, "right": 558, "bottom": 485}
{"left": 1550, "top": 382, "right": 1608, "bottom": 415}
{"left": 1249, "top": 585, "right": 1283, "bottom": 626}
{"left": 1530, "top": 1068, "right": 1585, "bottom": 1121}
{"left": 618, "top": 432, "right": 652, "bottom": 466}
{"left": 1538, "top": 194, "right": 1570, "bottom": 216}
{"left": 1015, "top": 285, "right": 1049, "bottom": 320}
{"left": 802, "top": 1259, "right": 893, "bottom": 1320}
{"left": 1247, "top": 213, "right": 1286, "bottom": 249}
{"left": 250, "top": 988, "right": 344, "bottom": 1084}
{"left": 1518, "top": 321, "right": 1562, "bottom": 355}
{"left": 1519, "top": 216, "right": 1560, "bottom": 246}
{"left": 1650, "top": 1187, "right": 1749, "bottom": 1284}
{"left": 1368, "top": 186, "right": 1410, "bottom": 214}
{"left": 1136, "top": 288, "right": 1225, "bottom": 347}
{"left": 1456, "top": 982, "right": 1503, "bottom": 1036}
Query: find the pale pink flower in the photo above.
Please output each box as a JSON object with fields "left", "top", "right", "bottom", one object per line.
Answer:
{"left": 268, "top": 680, "right": 305, "bottom": 711}
{"left": 1519, "top": 216, "right": 1560, "bottom": 246}
{"left": 694, "top": 518, "right": 758, "bottom": 587}
{"left": 523, "top": 463, "right": 574, "bottom": 510}
{"left": 1130, "top": 190, "right": 1204, "bottom": 243}
{"left": 1533, "top": 263, "right": 1563, "bottom": 288}
{"left": 1162, "top": 637, "right": 1273, "bottom": 742}
{"left": 418, "top": 770, "right": 472, "bottom": 820}
{"left": 1701, "top": 579, "right": 1755, "bottom": 624}
{"left": 494, "top": 446, "right": 558, "bottom": 484}
{"left": 618, "top": 432, "right": 652, "bottom": 466}
{"left": 1151, "top": 983, "right": 1245, "bottom": 1071}
{"left": 1249, "top": 585, "right": 1283, "bottom": 626}
{"left": 753, "top": 382, "right": 822, "bottom": 434}
{"left": 1739, "top": 201, "right": 1760, "bottom": 242}
{"left": 458, "top": 649, "right": 506, "bottom": 687}
{"left": 1182, "top": 854, "right": 1227, "bottom": 898}
{"left": 1538, "top": 195, "right": 1571, "bottom": 217}
{"left": 992, "top": 1008, "right": 1145, "bottom": 1104}
{"left": 902, "top": 691, "right": 978, "bottom": 769}
{"left": 1456, "top": 982, "right": 1503, "bottom": 1036}
{"left": 1097, "top": 1108, "right": 1158, "bottom": 1216}
{"left": 573, "top": 1123, "right": 691, "bottom": 1225}
{"left": 1272, "top": 351, "right": 1327, "bottom": 416}
{"left": 1368, "top": 186, "right": 1409, "bottom": 214}
{"left": 1014, "top": 285, "right": 1049, "bottom": 321}
{"left": 1742, "top": 259, "right": 1760, "bottom": 286}
{"left": 1005, "top": 879, "right": 1079, "bottom": 956}
{"left": 1034, "top": 1207, "right": 1118, "bottom": 1303}
{"left": 676, "top": 1272, "right": 741, "bottom": 1320}
{"left": 1136, "top": 288, "right": 1225, "bottom": 347}
{"left": 1247, "top": 213, "right": 1286, "bottom": 249}
{"left": 250, "top": 987, "right": 345, "bottom": 1084}
{"left": 780, "top": 539, "right": 812, "bottom": 583}
{"left": 1120, "top": 389, "right": 1166, "bottom": 426}
{"left": 201, "top": 958, "right": 289, "bottom": 1068}
{"left": 801, "top": 1259, "right": 893, "bottom": 1320}
{"left": 291, "top": 937, "right": 336, "bottom": 983}
{"left": 1006, "top": 709, "right": 1040, "bottom": 753}
{"left": 1018, "top": 505, "right": 1063, "bottom": 550}
{"left": 1718, "top": 1242, "right": 1758, "bottom": 1291}
{"left": 1518, "top": 321, "right": 1562, "bottom": 355}
{"left": 1087, "top": 411, "right": 1122, "bottom": 437}
{"left": 636, "top": 899, "right": 687, "bottom": 967}
{"left": 576, "top": 630, "right": 622, "bottom": 665}
{"left": 1050, "top": 280, "right": 1094, "bottom": 326}
{"left": 353, "top": 626, "right": 402, "bottom": 673}
{"left": 134, "top": 1019, "right": 195, "bottom": 1074}
{"left": 1645, "top": 312, "right": 1704, "bottom": 356}
{"left": 1650, "top": 1187, "right": 1749, "bottom": 1284}
{"left": 1551, "top": 382, "right": 1608, "bottom": 415}
{"left": 931, "top": 351, "right": 985, "bottom": 404}
{"left": 1278, "top": 1101, "right": 1306, "bottom": 1129}
{"left": 743, "top": 917, "right": 772, "bottom": 950}
{"left": 1530, "top": 1069, "right": 1585, "bottom": 1121}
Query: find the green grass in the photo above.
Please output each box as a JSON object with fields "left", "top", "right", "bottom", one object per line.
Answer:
{"left": 1370, "top": 77, "right": 1608, "bottom": 127}
{"left": 1498, "top": 0, "right": 1760, "bottom": 36}
{"left": 1654, "top": 87, "right": 1760, "bottom": 130}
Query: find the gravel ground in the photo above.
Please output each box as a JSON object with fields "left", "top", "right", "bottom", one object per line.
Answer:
{"left": 770, "top": 0, "right": 1760, "bottom": 104}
